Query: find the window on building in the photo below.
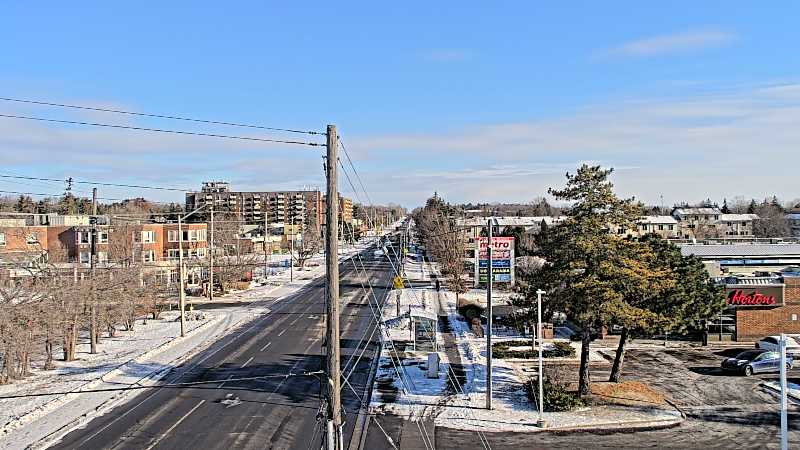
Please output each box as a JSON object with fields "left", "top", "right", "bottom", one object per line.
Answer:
{"left": 97, "top": 230, "right": 109, "bottom": 244}
{"left": 79, "top": 251, "right": 90, "bottom": 264}
{"left": 197, "top": 229, "right": 207, "bottom": 241}
{"left": 168, "top": 230, "right": 179, "bottom": 242}
{"left": 668, "top": 224, "right": 674, "bottom": 230}
{"left": 143, "top": 250, "right": 155, "bottom": 263}
{"left": 98, "top": 252, "right": 108, "bottom": 263}
{"left": 168, "top": 249, "right": 180, "bottom": 259}
{"left": 189, "top": 229, "right": 198, "bottom": 242}
{"left": 658, "top": 224, "right": 664, "bottom": 230}
{"left": 77, "top": 231, "right": 90, "bottom": 244}
{"left": 142, "top": 230, "right": 156, "bottom": 243}
{"left": 0, "top": 232, "right": 5, "bottom": 246}
{"left": 196, "top": 247, "right": 207, "bottom": 258}
{"left": 27, "top": 233, "right": 39, "bottom": 245}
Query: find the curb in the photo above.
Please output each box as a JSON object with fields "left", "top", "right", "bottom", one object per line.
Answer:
{"left": 532, "top": 416, "right": 684, "bottom": 434}
{"left": 760, "top": 381, "right": 800, "bottom": 404}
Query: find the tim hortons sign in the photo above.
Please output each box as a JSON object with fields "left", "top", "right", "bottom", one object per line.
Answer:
{"left": 725, "top": 285, "right": 784, "bottom": 308}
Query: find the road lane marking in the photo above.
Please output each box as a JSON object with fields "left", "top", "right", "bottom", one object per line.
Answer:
{"left": 144, "top": 399, "right": 206, "bottom": 450}
{"left": 277, "top": 329, "right": 287, "bottom": 336}
{"left": 242, "top": 356, "right": 254, "bottom": 368}
{"left": 218, "top": 374, "right": 234, "bottom": 388}
{"left": 260, "top": 342, "right": 272, "bottom": 351}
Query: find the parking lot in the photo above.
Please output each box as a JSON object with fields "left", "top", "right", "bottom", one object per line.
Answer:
{"left": 435, "top": 345, "right": 800, "bottom": 449}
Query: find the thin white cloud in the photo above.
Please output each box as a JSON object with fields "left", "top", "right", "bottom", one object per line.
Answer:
{"left": 604, "top": 28, "right": 736, "bottom": 57}
{"left": 422, "top": 49, "right": 471, "bottom": 62}
{"left": 348, "top": 81, "right": 800, "bottom": 206}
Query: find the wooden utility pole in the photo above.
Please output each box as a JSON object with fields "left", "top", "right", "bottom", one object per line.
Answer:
{"left": 90, "top": 187, "right": 98, "bottom": 354}
{"left": 486, "top": 218, "right": 493, "bottom": 409}
{"left": 324, "top": 124, "right": 342, "bottom": 450}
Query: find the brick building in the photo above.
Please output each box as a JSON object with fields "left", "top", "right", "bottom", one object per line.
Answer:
{"left": 713, "top": 275, "right": 800, "bottom": 341}
{"left": 0, "top": 222, "right": 208, "bottom": 265}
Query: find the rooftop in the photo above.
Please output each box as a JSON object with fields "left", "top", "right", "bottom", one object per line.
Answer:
{"left": 680, "top": 243, "right": 800, "bottom": 257}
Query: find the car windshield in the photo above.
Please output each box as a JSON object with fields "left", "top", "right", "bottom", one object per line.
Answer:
{"left": 735, "top": 350, "right": 764, "bottom": 360}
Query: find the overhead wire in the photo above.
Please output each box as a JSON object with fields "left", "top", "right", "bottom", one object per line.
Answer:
{"left": 336, "top": 142, "right": 491, "bottom": 449}
{"left": 0, "top": 96, "right": 325, "bottom": 136}
{"left": 0, "top": 113, "right": 324, "bottom": 147}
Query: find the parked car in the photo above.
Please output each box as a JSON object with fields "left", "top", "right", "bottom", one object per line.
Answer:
{"left": 721, "top": 349, "right": 793, "bottom": 376}
{"left": 755, "top": 335, "right": 800, "bottom": 355}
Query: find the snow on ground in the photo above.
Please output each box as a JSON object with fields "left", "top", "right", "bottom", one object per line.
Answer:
{"left": 0, "top": 238, "right": 377, "bottom": 450}
{"left": 370, "top": 258, "right": 682, "bottom": 433}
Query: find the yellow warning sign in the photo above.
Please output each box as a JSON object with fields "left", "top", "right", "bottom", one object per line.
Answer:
{"left": 393, "top": 276, "right": 404, "bottom": 289}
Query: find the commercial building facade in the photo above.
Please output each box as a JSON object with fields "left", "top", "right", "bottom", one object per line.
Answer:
{"left": 711, "top": 275, "right": 800, "bottom": 341}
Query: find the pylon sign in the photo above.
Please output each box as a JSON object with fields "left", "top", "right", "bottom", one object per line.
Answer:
{"left": 393, "top": 276, "right": 404, "bottom": 289}
{"left": 475, "top": 237, "right": 514, "bottom": 284}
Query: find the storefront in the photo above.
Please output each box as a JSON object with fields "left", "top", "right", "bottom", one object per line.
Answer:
{"left": 713, "top": 275, "right": 800, "bottom": 341}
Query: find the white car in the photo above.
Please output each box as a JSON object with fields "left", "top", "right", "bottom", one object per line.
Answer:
{"left": 755, "top": 335, "right": 800, "bottom": 355}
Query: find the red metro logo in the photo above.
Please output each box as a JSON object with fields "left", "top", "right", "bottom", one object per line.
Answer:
{"left": 727, "top": 290, "right": 777, "bottom": 306}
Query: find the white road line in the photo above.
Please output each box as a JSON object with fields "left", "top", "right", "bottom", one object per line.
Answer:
{"left": 277, "top": 329, "right": 287, "bottom": 336}
{"left": 144, "top": 399, "right": 206, "bottom": 450}
{"left": 218, "top": 374, "right": 234, "bottom": 388}
{"left": 241, "top": 356, "right": 254, "bottom": 368}
{"left": 260, "top": 342, "right": 272, "bottom": 352}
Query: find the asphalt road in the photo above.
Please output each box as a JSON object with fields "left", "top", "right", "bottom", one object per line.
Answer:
{"left": 374, "top": 346, "right": 800, "bottom": 449}
{"left": 48, "top": 245, "right": 396, "bottom": 450}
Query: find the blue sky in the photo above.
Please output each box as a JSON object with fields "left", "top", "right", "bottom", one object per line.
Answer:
{"left": 1, "top": 2, "right": 799, "bottom": 207}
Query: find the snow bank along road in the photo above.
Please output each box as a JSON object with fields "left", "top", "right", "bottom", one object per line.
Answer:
{"left": 43, "top": 246, "right": 396, "bottom": 450}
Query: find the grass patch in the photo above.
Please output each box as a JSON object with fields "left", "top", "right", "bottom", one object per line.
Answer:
{"left": 591, "top": 381, "right": 665, "bottom": 406}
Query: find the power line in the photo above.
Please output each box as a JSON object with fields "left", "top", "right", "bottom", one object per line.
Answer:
{"left": 0, "top": 96, "right": 325, "bottom": 136}
{"left": 0, "top": 173, "right": 190, "bottom": 192}
{"left": 0, "top": 113, "right": 324, "bottom": 147}
{"left": 0, "top": 189, "right": 126, "bottom": 202}
{"left": 338, "top": 137, "right": 374, "bottom": 207}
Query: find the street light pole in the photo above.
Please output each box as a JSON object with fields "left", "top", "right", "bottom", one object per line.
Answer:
{"left": 486, "top": 218, "right": 493, "bottom": 410}
{"left": 178, "top": 215, "right": 186, "bottom": 337}
{"left": 780, "top": 333, "right": 788, "bottom": 450}
{"left": 536, "top": 289, "right": 547, "bottom": 428}
{"left": 209, "top": 206, "right": 214, "bottom": 301}
{"left": 290, "top": 215, "right": 294, "bottom": 283}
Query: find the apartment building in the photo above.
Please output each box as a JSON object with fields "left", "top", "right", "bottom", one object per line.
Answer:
{"left": 787, "top": 213, "right": 800, "bottom": 238}
{"left": 320, "top": 195, "right": 355, "bottom": 226}
{"left": 185, "top": 182, "right": 323, "bottom": 233}
{"left": 719, "top": 214, "right": 759, "bottom": 237}
{"left": 671, "top": 207, "right": 759, "bottom": 238}
{"left": 614, "top": 216, "right": 679, "bottom": 239}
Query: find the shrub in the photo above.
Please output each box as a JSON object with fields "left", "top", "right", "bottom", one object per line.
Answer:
{"left": 491, "top": 340, "right": 576, "bottom": 359}
{"left": 526, "top": 376, "right": 585, "bottom": 412}
{"left": 550, "top": 341, "right": 576, "bottom": 358}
